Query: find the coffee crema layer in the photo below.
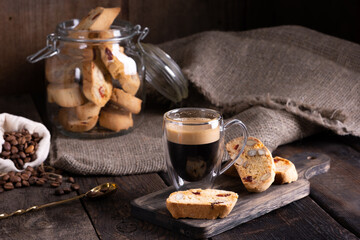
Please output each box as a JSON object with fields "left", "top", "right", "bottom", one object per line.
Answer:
{"left": 166, "top": 118, "right": 220, "bottom": 145}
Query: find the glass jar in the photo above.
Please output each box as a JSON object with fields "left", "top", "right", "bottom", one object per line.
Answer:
{"left": 28, "top": 19, "right": 149, "bottom": 138}
{"left": 28, "top": 19, "right": 188, "bottom": 139}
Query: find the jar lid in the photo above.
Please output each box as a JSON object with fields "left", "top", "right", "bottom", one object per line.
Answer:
{"left": 138, "top": 43, "right": 188, "bottom": 103}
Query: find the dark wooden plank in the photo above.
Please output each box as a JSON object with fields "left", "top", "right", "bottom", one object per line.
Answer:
{"left": 131, "top": 152, "right": 330, "bottom": 238}
{"left": 273, "top": 133, "right": 360, "bottom": 237}
{"left": 129, "top": 0, "right": 244, "bottom": 44}
{"left": 0, "top": 95, "right": 42, "bottom": 121}
{"left": 0, "top": 96, "right": 98, "bottom": 240}
{"left": 213, "top": 197, "right": 358, "bottom": 240}
{"left": 75, "top": 174, "right": 192, "bottom": 239}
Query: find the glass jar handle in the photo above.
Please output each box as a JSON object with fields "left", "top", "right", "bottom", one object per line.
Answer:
{"left": 135, "top": 25, "right": 149, "bottom": 53}
{"left": 219, "top": 119, "right": 249, "bottom": 175}
{"left": 27, "top": 33, "right": 59, "bottom": 63}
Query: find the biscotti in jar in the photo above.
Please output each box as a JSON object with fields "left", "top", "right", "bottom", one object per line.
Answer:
{"left": 29, "top": 7, "right": 148, "bottom": 138}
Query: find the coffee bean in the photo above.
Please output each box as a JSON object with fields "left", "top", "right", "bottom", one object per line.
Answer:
{"left": 36, "top": 179, "right": 45, "bottom": 186}
{"left": 11, "top": 154, "right": 20, "bottom": 159}
{"left": 10, "top": 175, "right": 21, "bottom": 183}
{"left": 3, "top": 141, "right": 11, "bottom": 151}
{"left": 8, "top": 171, "right": 15, "bottom": 177}
{"left": 24, "top": 170, "right": 32, "bottom": 177}
{"left": 1, "top": 151, "right": 10, "bottom": 157}
{"left": 19, "top": 152, "right": 26, "bottom": 159}
{"left": 19, "top": 137, "right": 26, "bottom": 145}
{"left": 67, "top": 177, "right": 75, "bottom": 183}
{"left": 63, "top": 187, "right": 72, "bottom": 194}
{"left": 5, "top": 135, "right": 15, "bottom": 142}
{"left": 29, "top": 176, "right": 37, "bottom": 185}
{"left": 0, "top": 187, "right": 4, "bottom": 193}
{"left": 31, "top": 154, "right": 37, "bottom": 161}
{"left": 15, "top": 182, "right": 22, "bottom": 188}
{"left": 25, "top": 135, "right": 31, "bottom": 142}
{"left": 55, "top": 188, "right": 64, "bottom": 195}
{"left": 10, "top": 146, "right": 18, "bottom": 154}
{"left": 4, "top": 182, "right": 14, "bottom": 190}
{"left": 50, "top": 182, "right": 60, "bottom": 188}
{"left": 10, "top": 139, "right": 18, "bottom": 146}
{"left": 24, "top": 157, "right": 31, "bottom": 163}
{"left": 33, "top": 133, "right": 40, "bottom": 138}
{"left": 26, "top": 166, "right": 34, "bottom": 172}
{"left": 0, "top": 179, "right": 6, "bottom": 185}
{"left": 17, "top": 159, "right": 24, "bottom": 168}
{"left": 71, "top": 183, "right": 80, "bottom": 191}
{"left": 21, "top": 173, "right": 29, "bottom": 181}
{"left": 22, "top": 180, "right": 30, "bottom": 187}
{"left": 2, "top": 174, "right": 10, "bottom": 181}
{"left": 25, "top": 145, "right": 34, "bottom": 154}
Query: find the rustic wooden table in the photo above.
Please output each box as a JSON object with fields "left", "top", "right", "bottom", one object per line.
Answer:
{"left": 0, "top": 95, "right": 359, "bottom": 240}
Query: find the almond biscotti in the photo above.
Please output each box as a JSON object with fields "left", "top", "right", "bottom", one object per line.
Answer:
{"left": 75, "top": 7, "right": 121, "bottom": 31}
{"left": 47, "top": 82, "right": 86, "bottom": 107}
{"left": 99, "top": 43, "right": 140, "bottom": 95}
{"left": 99, "top": 107, "right": 133, "bottom": 132}
{"left": 58, "top": 108, "right": 98, "bottom": 132}
{"left": 166, "top": 189, "right": 238, "bottom": 220}
{"left": 273, "top": 156, "right": 298, "bottom": 184}
{"left": 75, "top": 102, "right": 101, "bottom": 121}
{"left": 82, "top": 61, "right": 113, "bottom": 107}
{"left": 226, "top": 137, "right": 275, "bottom": 192}
{"left": 110, "top": 88, "right": 142, "bottom": 114}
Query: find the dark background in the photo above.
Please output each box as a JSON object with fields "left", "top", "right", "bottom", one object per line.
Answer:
{"left": 0, "top": 0, "right": 358, "bottom": 97}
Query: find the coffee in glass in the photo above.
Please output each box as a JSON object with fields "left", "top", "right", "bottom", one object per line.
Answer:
{"left": 163, "top": 108, "right": 248, "bottom": 189}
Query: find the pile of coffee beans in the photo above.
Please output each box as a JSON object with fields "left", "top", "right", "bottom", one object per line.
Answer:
{"left": 0, "top": 165, "right": 80, "bottom": 196}
{"left": 1, "top": 129, "right": 42, "bottom": 170}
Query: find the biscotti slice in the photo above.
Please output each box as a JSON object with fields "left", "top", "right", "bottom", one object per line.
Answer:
{"left": 75, "top": 7, "right": 121, "bottom": 31}
{"left": 273, "top": 156, "right": 298, "bottom": 184}
{"left": 45, "top": 55, "right": 78, "bottom": 84}
{"left": 99, "top": 108, "right": 133, "bottom": 132}
{"left": 226, "top": 137, "right": 275, "bottom": 192}
{"left": 58, "top": 108, "right": 98, "bottom": 132}
{"left": 225, "top": 136, "right": 264, "bottom": 177}
{"left": 99, "top": 44, "right": 140, "bottom": 95}
{"left": 110, "top": 88, "right": 142, "bottom": 114}
{"left": 47, "top": 83, "right": 86, "bottom": 107}
{"left": 166, "top": 189, "right": 238, "bottom": 220}
{"left": 75, "top": 102, "right": 101, "bottom": 120}
{"left": 82, "top": 61, "right": 113, "bottom": 107}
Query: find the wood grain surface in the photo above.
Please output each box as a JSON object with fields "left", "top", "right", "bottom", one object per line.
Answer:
{"left": 131, "top": 152, "right": 330, "bottom": 238}
{"left": 75, "top": 174, "right": 192, "bottom": 240}
{"left": 273, "top": 134, "right": 360, "bottom": 238}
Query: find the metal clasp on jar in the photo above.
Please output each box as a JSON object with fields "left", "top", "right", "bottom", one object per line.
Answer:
{"left": 27, "top": 33, "right": 59, "bottom": 63}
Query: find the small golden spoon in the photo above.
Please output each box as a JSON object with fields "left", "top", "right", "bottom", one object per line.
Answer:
{"left": 0, "top": 182, "right": 118, "bottom": 220}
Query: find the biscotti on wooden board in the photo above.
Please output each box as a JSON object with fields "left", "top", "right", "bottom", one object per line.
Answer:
{"left": 226, "top": 136, "right": 276, "bottom": 192}
{"left": 166, "top": 189, "right": 238, "bottom": 220}
{"left": 226, "top": 137, "right": 298, "bottom": 192}
{"left": 273, "top": 156, "right": 298, "bottom": 184}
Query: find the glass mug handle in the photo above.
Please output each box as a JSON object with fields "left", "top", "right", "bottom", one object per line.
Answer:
{"left": 219, "top": 119, "right": 249, "bottom": 175}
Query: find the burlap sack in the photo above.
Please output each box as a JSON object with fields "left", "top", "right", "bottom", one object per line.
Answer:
{"left": 51, "top": 25, "right": 360, "bottom": 175}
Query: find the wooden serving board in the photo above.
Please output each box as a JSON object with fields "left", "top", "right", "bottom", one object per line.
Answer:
{"left": 131, "top": 152, "right": 330, "bottom": 239}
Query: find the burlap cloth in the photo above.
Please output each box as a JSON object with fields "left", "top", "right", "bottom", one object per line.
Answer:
{"left": 50, "top": 25, "right": 360, "bottom": 175}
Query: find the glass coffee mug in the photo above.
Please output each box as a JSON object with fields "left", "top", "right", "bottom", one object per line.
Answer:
{"left": 163, "top": 108, "right": 248, "bottom": 189}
